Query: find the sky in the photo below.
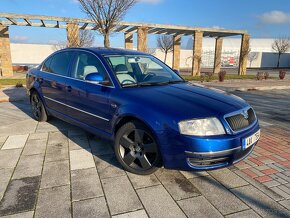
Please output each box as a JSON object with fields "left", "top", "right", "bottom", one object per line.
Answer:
{"left": 1, "top": 0, "right": 290, "bottom": 48}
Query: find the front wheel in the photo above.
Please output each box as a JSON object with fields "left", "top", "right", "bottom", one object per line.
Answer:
{"left": 30, "top": 91, "right": 48, "bottom": 122}
{"left": 114, "top": 121, "right": 162, "bottom": 175}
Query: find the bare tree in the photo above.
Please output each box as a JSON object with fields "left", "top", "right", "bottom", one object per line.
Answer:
{"left": 272, "top": 37, "right": 290, "bottom": 68}
{"left": 248, "top": 52, "right": 259, "bottom": 67}
{"left": 53, "top": 30, "right": 95, "bottom": 51}
{"left": 78, "top": 0, "right": 137, "bottom": 48}
{"left": 157, "top": 35, "right": 173, "bottom": 62}
{"left": 79, "top": 30, "right": 95, "bottom": 47}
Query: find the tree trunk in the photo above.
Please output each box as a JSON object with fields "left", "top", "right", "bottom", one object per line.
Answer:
{"left": 277, "top": 53, "right": 281, "bottom": 68}
{"left": 104, "top": 32, "right": 110, "bottom": 48}
{"left": 164, "top": 51, "right": 167, "bottom": 63}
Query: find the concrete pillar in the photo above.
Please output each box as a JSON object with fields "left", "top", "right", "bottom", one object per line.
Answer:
{"left": 213, "top": 37, "right": 223, "bottom": 74}
{"left": 125, "top": 32, "right": 133, "bottom": 49}
{"left": 0, "top": 25, "right": 13, "bottom": 77}
{"left": 66, "top": 22, "right": 79, "bottom": 47}
{"left": 238, "top": 34, "right": 250, "bottom": 75}
{"left": 137, "top": 27, "right": 148, "bottom": 52}
{"left": 192, "top": 31, "right": 203, "bottom": 76}
{"left": 172, "top": 35, "right": 181, "bottom": 70}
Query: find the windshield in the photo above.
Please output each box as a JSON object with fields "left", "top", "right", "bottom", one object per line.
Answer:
{"left": 104, "top": 55, "right": 184, "bottom": 87}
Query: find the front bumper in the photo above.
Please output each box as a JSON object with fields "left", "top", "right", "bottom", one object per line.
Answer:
{"left": 157, "top": 121, "right": 260, "bottom": 171}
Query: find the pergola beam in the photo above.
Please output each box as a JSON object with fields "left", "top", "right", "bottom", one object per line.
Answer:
{"left": 24, "top": 18, "right": 32, "bottom": 26}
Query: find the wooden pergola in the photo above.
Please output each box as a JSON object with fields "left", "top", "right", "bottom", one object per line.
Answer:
{"left": 0, "top": 13, "right": 250, "bottom": 77}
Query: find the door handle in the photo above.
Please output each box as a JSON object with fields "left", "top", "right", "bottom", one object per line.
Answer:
{"left": 66, "top": 86, "right": 72, "bottom": 92}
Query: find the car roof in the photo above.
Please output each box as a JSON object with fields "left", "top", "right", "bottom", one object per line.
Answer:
{"left": 62, "top": 47, "right": 150, "bottom": 56}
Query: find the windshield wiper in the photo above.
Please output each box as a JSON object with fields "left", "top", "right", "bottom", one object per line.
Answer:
{"left": 168, "top": 80, "right": 186, "bottom": 84}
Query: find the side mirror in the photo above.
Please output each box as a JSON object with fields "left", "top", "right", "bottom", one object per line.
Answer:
{"left": 173, "top": 69, "right": 180, "bottom": 74}
{"left": 85, "top": 73, "right": 110, "bottom": 85}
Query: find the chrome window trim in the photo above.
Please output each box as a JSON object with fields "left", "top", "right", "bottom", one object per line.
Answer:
{"left": 40, "top": 49, "right": 115, "bottom": 88}
{"left": 223, "top": 106, "right": 258, "bottom": 134}
{"left": 44, "top": 96, "right": 110, "bottom": 122}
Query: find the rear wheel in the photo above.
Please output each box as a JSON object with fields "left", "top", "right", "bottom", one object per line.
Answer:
{"left": 114, "top": 121, "right": 162, "bottom": 175}
{"left": 30, "top": 91, "right": 48, "bottom": 122}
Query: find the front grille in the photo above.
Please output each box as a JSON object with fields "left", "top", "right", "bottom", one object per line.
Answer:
{"left": 225, "top": 108, "right": 256, "bottom": 131}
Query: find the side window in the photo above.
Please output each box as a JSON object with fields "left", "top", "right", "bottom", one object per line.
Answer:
{"left": 71, "top": 52, "right": 110, "bottom": 84}
{"left": 49, "top": 52, "right": 73, "bottom": 76}
{"left": 42, "top": 57, "right": 52, "bottom": 72}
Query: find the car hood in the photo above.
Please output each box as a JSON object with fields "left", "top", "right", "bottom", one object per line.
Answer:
{"left": 116, "top": 82, "right": 249, "bottom": 121}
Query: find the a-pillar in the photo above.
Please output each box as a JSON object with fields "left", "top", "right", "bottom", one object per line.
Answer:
{"left": 66, "top": 22, "right": 80, "bottom": 47}
{"left": 213, "top": 37, "right": 223, "bottom": 74}
{"left": 124, "top": 32, "right": 133, "bottom": 49}
{"left": 172, "top": 34, "right": 181, "bottom": 70}
{"left": 192, "top": 31, "right": 203, "bottom": 76}
{"left": 0, "top": 25, "right": 13, "bottom": 77}
{"left": 137, "top": 27, "right": 148, "bottom": 52}
{"left": 238, "top": 34, "right": 250, "bottom": 75}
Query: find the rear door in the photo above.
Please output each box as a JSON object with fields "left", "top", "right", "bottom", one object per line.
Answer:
{"left": 40, "top": 51, "right": 74, "bottom": 114}
{"left": 65, "top": 51, "right": 114, "bottom": 133}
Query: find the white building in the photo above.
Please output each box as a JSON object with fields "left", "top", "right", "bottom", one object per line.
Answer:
{"left": 10, "top": 38, "right": 290, "bottom": 68}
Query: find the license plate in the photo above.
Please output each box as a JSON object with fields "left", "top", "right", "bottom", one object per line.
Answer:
{"left": 242, "top": 130, "right": 260, "bottom": 149}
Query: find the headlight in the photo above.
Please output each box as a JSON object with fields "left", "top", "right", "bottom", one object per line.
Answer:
{"left": 178, "top": 117, "right": 225, "bottom": 136}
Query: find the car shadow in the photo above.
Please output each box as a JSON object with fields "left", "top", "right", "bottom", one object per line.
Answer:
{"left": 2, "top": 88, "right": 123, "bottom": 171}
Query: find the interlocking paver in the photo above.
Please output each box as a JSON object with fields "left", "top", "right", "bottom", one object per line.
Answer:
{"left": 0, "top": 136, "right": 7, "bottom": 149}
{"left": 179, "top": 170, "right": 209, "bottom": 179}
{"left": 127, "top": 172, "right": 160, "bottom": 189}
{"left": 0, "top": 169, "right": 13, "bottom": 200}
{"left": 112, "top": 210, "right": 148, "bottom": 218}
{"left": 94, "top": 154, "right": 126, "bottom": 179}
{"left": 0, "top": 211, "right": 34, "bottom": 218}
{"left": 12, "top": 154, "right": 44, "bottom": 179}
{"left": 35, "top": 185, "right": 71, "bottom": 218}
{"left": 1, "top": 134, "right": 28, "bottom": 150}
{"left": 0, "top": 149, "right": 22, "bottom": 169}
{"left": 22, "top": 138, "right": 47, "bottom": 156}
{"left": 40, "top": 160, "right": 70, "bottom": 189}
{"left": 0, "top": 177, "right": 40, "bottom": 216}
{"left": 69, "top": 135, "right": 90, "bottom": 150}
{"left": 224, "top": 209, "right": 261, "bottom": 218}
{"left": 101, "top": 175, "right": 142, "bottom": 215}
{"left": 70, "top": 149, "right": 95, "bottom": 170}
{"left": 155, "top": 169, "right": 200, "bottom": 200}
{"left": 190, "top": 176, "right": 248, "bottom": 215}
{"left": 208, "top": 168, "right": 248, "bottom": 189}
{"left": 231, "top": 185, "right": 290, "bottom": 217}
{"left": 71, "top": 167, "right": 103, "bottom": 201}
{"left": 177, "top": 196, "right": 223, "bottom": 218}
{"left": 137, "top": 185, "right": 186, "bottom": 218}
{"left": 235, "top": 170, "right": 285, "bottom": 201}
{"left": 90, "top": 137, "right": 114, "bottom": 155}
{"left": 72, "top": 197, "right": 110, "bottom": 218}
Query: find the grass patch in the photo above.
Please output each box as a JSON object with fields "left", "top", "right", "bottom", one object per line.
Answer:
{"left": 182, "top": 74, "right": 258, "bottom": 81}
{"left": 0, "top": 79, "right": 26, "bottom": 86}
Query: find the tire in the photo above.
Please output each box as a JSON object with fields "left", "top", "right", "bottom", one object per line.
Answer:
{"left": 30, "top": 91, "right": 48, "bottom": 122}
{"left": 114, "top": 121, "right": 162, "bottom": 175}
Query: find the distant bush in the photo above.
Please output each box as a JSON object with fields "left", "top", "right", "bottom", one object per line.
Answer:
{"left": 279, "top": 70, "right": 286, "bottom": 80}
{"left": 15, "top": 82, "right": 23, "bottom": 88}
{"left": 218, "top": 71, "right": 226, "bottom": 82}
{"left": 200, "top": 72, "right": 214, "bottom": 82}
{"left": 256, "top": 72, "right": 270, "bottom": 80}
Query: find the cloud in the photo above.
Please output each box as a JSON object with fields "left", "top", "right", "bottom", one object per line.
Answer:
{"left": 258, "top": 10, "right": 290, "bottom": 24}
{"left": 139, "top": 0, "right": 162, "bottom": 4}
{"left": 11, "top": 36, "right": 29, "bottom": 43}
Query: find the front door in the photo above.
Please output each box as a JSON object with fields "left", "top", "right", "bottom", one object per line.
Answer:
{"left": 65, "top": 51, "right": 114, "bottom": 133}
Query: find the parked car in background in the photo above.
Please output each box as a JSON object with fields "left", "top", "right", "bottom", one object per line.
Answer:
{"left": 26, "top": 48, "right": 260, "bottom": 175}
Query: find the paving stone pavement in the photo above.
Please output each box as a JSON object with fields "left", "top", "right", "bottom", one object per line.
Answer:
{"left": 0, "top": 90, "right": 289, "bottom": 217}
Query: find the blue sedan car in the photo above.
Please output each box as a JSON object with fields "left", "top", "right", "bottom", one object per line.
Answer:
{"left": 26, "top": 47, "right": 260, "bottom": 175}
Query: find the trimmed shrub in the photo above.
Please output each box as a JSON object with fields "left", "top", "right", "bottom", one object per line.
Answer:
{"left": 218, "top": 71, "right": 226, "bottom": 82}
